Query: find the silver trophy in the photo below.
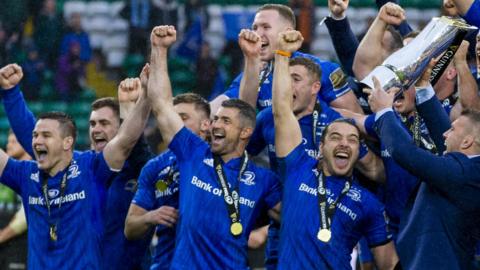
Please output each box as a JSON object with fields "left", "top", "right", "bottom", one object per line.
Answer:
{"left": 361, "top": 16, "right": 477, "bottom": 91}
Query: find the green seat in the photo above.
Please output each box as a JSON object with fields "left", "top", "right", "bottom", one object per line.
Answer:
{"left": 28, "top": 102, "right": 44, "bottom": 115}
{"left": 68, "top": 101, "right": 92, "bottom": 116}
{"left": 44, "top": 101, "right": 68, "bottom": 112}
{"left": 0, "top": 117, "right": 10, "bottom": 130}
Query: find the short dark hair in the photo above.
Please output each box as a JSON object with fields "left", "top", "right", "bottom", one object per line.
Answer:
{"left": 385, "top": 26, "right": 403, "bottom": 53}
{"left": 403, "top": 30, "right": 419, "bottom": 42}
{"left": 38, "top": 111, "right": 77, "bottom": 142}
{"left": 91, "top": 97, "right": 120, "bottom": 118}
{"left": 320, "top": 118, "right": 360, "bottom": 144}
{"left": 461, "top": 109, "right": 480, "bottom": 133}
{"left": 220, "top": 99, "right": 256, "bottom": 128}
{"left": 173, "top": 93, "right": 211, "bottom": 118}
{"left": 257, "top": 4, "right": 296, "bottom": 28}
{"left": 289, "top": 57, "right": 322, "bottom": 81}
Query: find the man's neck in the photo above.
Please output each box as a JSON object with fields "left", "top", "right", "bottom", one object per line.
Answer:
{"left": 47, "top": 153, "right": 73, "bottom": 177}
{"left": 295, "top": 98, "right": 317, "bottom": 120}
{"left": 219, "top": 148, "right": 245, "bottom": 164}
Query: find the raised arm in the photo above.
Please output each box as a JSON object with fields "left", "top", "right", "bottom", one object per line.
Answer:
{"left": 325, "top": 0, "right": 359, "bottom": 77}
{"left": 272, "top": 30, "right": 304, "bottom": 158}
{"left": 148, "top": 25, "right": 184, "bottom": 145}
{"left": 453, "top": 41, "right": 480, "bottom": 113}
{"left": 238, "top": 29, "right": 262, "bottom": 109}
{"left": 103, "top": 78, "right": 151, "bottom": 170}
{"left": 352, "top": 3, "right": 405, "bottom": 80}
{"left": 448, "top": 0, "right": 475, "bottom": 16}
{"left": 0, "top": 64, "right": 35, "bottom": 157}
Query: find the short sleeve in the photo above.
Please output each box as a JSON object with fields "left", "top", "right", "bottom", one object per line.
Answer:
{"left": 92, "top": 151, "right": 116, "bottom": 186}
{"left": 277, "top": 143, "right": 316, "bottom": 183}
{"left": 362, "top": 197, "right": 393, "bottom": 247}
{"left": 168, "top": 127, "right": 208, "bottom": 161}
{"left": 0, "top": 158, "right": 31, "bottom": 194}
{"left": 262, "top": 171, "right": 282, "bottom": 209}
{"left": 247, "top": 110, "right": 268, "bottom": 156}
{"left": 223, "top": 73, "right": 243, "bottom": 98}
{"left": 132, "top": 158, "right": 158, "bottom": 210}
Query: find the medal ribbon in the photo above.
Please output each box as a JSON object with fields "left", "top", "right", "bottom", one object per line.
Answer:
{"left": 213, "top": 152, "right": 249, "bottom": 235}
{"left": 41, "top": 163, "right": 71, "bottom": 242}
{"left": 316, "top": 171, "right": 351, "bottom": 235}
{"left": 312, "top": 100, "right": 323, "bottom": 150}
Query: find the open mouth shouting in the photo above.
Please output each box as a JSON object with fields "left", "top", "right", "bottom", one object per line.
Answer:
{"left": 92, "top": 134, "right": 108, "bottom": 151}
{"left": 211, "top": 129, "right": 226, "bottom": 147}
{"left": 34, "top": 145, "right": 48, "bottom": 164}
{"left": 333, "top": 148, "right": 351, "bottom": 170}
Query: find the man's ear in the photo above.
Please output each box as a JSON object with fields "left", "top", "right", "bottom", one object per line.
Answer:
{"left": 63, "top": 136, "right": 74, "bottom": 151}
{"left": 240, "top": 127, "right": 254, "bottom": 140}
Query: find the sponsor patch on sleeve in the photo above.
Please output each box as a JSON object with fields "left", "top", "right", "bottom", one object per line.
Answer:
{"left": 329, "top": 67, "right": 348, "bottom": 90}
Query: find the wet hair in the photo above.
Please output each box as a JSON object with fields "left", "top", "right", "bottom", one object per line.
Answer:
{"left": 220, "top": 99, "right": 256, "bottom": 128}
{"left": 289, "top": 57, "right": 322, "bottom": 81}
{"left": 173, "top": 93, "right": 211, "bottom": 118}
{"left": 320, "top": 118, "right": 360, "bottom": 144}
{"left": 461, "top": 109, "right": 480, "bottom": 146}
{"left": 91, "top": 97, "right": 120, "bottom": 119}
{"left": 385, "top": 25, "right": 404, "bottom": 53}
{"left": 38, "top": 111, "right": 77, "bottom": 142}
{"left": 257, "top": 4, "right": 296, "bottom": 28}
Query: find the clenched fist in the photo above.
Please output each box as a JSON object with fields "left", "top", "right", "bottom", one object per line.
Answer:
{"left": 151, "top": 25, "right": 177, "bottom": 49}
{"left": 328, "top": 0, "right": 349, "bottom": 19}
{"left": 118, "top": 78, "right": 142, "bottom": 103}
{"left": 277, "top": 30, "right": 304, "bottom": 53}
{"left": 238, "top": 29, "right": 261, "bottom": 58}
{"left": 0, "top": 64, "right": 23, "bottom": 90}
{"left": 378, "top": 3, "right": 405, "bottom": 26}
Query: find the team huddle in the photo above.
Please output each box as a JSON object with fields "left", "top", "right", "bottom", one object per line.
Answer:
{"left": 0, "top": 1, "right": 480, "bottom": 270}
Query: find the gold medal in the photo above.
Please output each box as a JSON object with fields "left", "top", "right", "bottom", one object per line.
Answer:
{"left": 50, "top": 226, "right": 58, "bottom": 241}
{"left": 317, "top": 228, "right": 331, "bottom": 243}
{"left": 230, "top": 222, "right": 243, "bottom": 236}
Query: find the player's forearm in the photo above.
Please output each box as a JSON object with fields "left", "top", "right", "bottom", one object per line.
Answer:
{"left": 455, "top": 60, "right": 480, "bottom": 110}
{"left": 353, "top": 18, "right": 387, "bottom": 80}
{"left": 239, "top": 57, "right": 262, "bottom": 109}
{"left": 149, "top": 48, "right": 174, "bottom": 112}
{"left": 124, "top": 213, "right": 152, "bottom": 240}
{"left": 272, "top": 55, "right": 292, "bottom": 117}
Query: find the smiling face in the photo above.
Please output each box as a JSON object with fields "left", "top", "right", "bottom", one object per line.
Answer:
{"left": 32, "top": 119, "right": 72, "bottom": 173}
{"left": 290, "top": 64, "right": 320, "bottom": 116}
{"left": 89, "top": 106, "right": 120, "bottom": 152}
{"left": 320, "top": 121, "right": 360, "bottom": 177}
{"left": 252, "top": 9, "right": 292, "bottom": 62}
{"left": 210, "top": 107, "right": 244, "bottom": 156}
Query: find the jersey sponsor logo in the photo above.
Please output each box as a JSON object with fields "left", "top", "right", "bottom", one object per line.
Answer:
{"left": 304, "top": 148, "right": 318, "bottom": 159}
{"left": 268, "top": 144, "right": 275, "bottom": 153}
{"left": 302, "top": 138, "right": 308, "bottom": 145}
{"left": 258, "top": 99, "right": 272, "bottom": 107}
{"left": 381, "top": 149, "right": 391, "bottom": 158}
{"left": 329, "top": 68, "right": 347, "bottom": 90}
{"left": 30, "top": 172, "right": 39, "bottom": 182}
{"left": 298, "top": 183, "right": 357, "bottom": 220}
{"left": 203, "top": 158, "right": 214, "bottom": 167}
{"left": 155, "top": 186, "right": 178, "bottom": 198}
{"left": 29, "top": 190, "right": 86, "bottom": 206}
{"left": 240, "top": 171, "right": 256, "bottom": 186}
{"left": 48, "top": 189, "right": 60, "bottom": 198}
{"left": 190, "top": 176, "right": 256, "bottom": 208}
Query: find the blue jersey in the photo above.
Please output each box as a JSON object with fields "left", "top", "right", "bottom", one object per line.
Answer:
{"left": 364, "top": 112, "right": 436, "bottom": 236}
{"left": 277, "top": 144, "right": 392, "bottom": 270}
{"left": 248, "top": 100, "right": 369, "bottom": 269}
{"left": 224, "top": 51, "right": 351, "bottom": 111}
{"left": 0, "top": 151, "right": 114, "bottom": 270}
{"left": 1, "top": 85, "right": 151, "bottom": 270}
{"left": 169, "top": 127, "right": 281, "bottom": 270}
{"left": 463, "top": 0, "right": 480, "bottom": 28}
{"left": 132, "top": 150, "right": 179, "bottom": 270}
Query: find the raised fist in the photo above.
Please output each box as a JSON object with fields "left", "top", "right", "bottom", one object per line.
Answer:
{"left": 378, "top": 3, "right": 405, "bottom": 26}
{"left": 151, "top": 25, "right": 177, "bottom": 49}
{"left": 238, "top": 29, "right": 261, "bottom": 58}
{"left": 118, "top": 78, "right": 142, "bottom": 104}
{"left": 277, "top": 30, "right": 304, "bottom": 53}
{"left": 0, "top": 64, "right": 23, "bottom": 90}
{"left": 328, "top": 0, "right": 349, "bottom": 19}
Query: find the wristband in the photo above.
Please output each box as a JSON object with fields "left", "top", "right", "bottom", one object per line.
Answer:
{"left": 274, "top": 50, "right": 291, "bottom": 58}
